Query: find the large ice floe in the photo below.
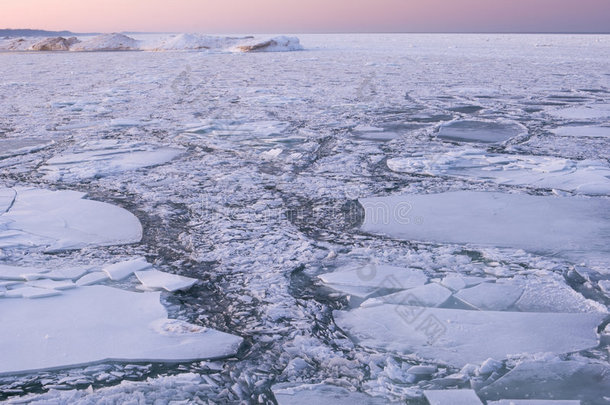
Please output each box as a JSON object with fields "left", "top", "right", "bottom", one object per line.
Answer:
{"left": 0, "top": 187, "right": 142, "bottom": 251}
{"left": 39, "top": 139, "right": 184, "bottom": 182}
{"left": 272, "top": 383, "right": 389, "bottom": 405}
{"left": 0, "top": 258, "right": 241, "bottom": 375}
{"left": 436, "top": 120, "right": 527, "bottom": 143}
{"left": 359, "top": 191, "right": 610, "bottom": 268}
{"left": 387, "top": 149, "right": 610, "bottom": 195}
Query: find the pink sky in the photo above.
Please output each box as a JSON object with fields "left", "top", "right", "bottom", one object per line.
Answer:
{"left": 2, "top": 0, "right": 609, "bottom": 33}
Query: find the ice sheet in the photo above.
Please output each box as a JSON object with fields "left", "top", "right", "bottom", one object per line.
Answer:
{"left": 0, "top": 188, "right": 143, "bottom": 251}
{"left": 360, "top": 192, "right": 610, "bottom": 268}
{"left": 0, "top": 285, "right": 243, "bottom": 374}
{"left": 272, "top": 383, "right": 388, "bottom": 405}
{"left": 387, "top": 150, "right": 610, "bottom": 195}
{"left": 424, "top": 389, "right": 484, "bottom": 405}
{"left": 135, "top": 269, "right": 197, "bottom": 292}
{"left": 333, "top": 305, "right": 604, "bottom": 367}
{"left": 437, "top": 120, "right": 526, "bottom": 143}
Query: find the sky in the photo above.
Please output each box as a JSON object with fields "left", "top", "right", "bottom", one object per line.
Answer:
{"left": 1, "top": 0, "right": 609, "bottom": 33}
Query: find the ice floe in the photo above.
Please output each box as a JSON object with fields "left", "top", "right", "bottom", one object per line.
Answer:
{"left": 135, "top": 269, "right": 198, "bottom": 292}
{"left": 333, "top": 304, "right": 604, "bottom": 367}
{"left": 387, "top": 149, "right": 610, "bottom": 195}
{"left": 436, "top": 120, "right": 526, "bottom": 143}
{"left": 424, "top": 389, "right": 484, "bottom": 405}
{"left": 318, "top": 263, "right": 427, "bottom": 299}
{"left": 548, "top": 103, "right": 610, "bottom": 120}
{"left": 551, "top": 125, "right": 610, "bottom": 138}
{"left": 0, "top": 138, "right": 53, "bottom": 159}
{"left": 40, "top": 139, "right": 184, "bottom": 181}
{"left": 360, "top": 191, "right": 610, "bottom": 267}
{"left": 0, "top": 188, "right": 142, "bottom": 251}
{"left": 103, "top": 257, "right": 152, "bottom": 281}
{"left": 454, "top": 282, "right": 523, "bottom": 311}
{"left": 272, "top": 383, "right": 388, "bottom": 405}
{"left": 0, "top": 285, "right": 242, "bottom": 374}
{"left": 479, "top": 359, "right": 609, "bottom": 403}
{"left": 362, "top": 282, "right": 452, "bottom": 308}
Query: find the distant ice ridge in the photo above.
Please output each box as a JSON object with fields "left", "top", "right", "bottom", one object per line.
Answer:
{"left": 0, "top": 33, "right": 303, "bottom": 52}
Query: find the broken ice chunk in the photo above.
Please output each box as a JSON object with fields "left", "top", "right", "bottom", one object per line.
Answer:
{"left": 0, "top": 187, "right": 143, "bottom": 251}
{"left": 488, "top": 400, "right": 580, "bottom": 405}
{"left": 4, "top": 286, "right": 62, "bottom": 299}
{"left": 437, "top": 120, "right": 526, "bottom": 144}
{"left": 454, "top": 282, "right": 523, "bottom": 311}
{"left": 135, "top": 269, "right": 197, "bottom": 292}
{"left": 27, "top": 279, "right": 76, "bottom": 290}
{"left": 76, "top": 271, "right": 109, "bottom": 286}
{"left": 272, "top": 383, "right": 388, "bottom": 405}
{"left": 362, "top": 283, "right": 451, "bottom": 308}
{"left": 103, "top": 257, "right": 152, "bottom": 281}
{"left": 0, "top": 285, "right": 243, "bottom": 374}
{"left": 424, "top": 389, "right": 484, "bottom": 405}
{"left": 44, "top": 266, "right": 92, "bottom": 281}
{"left": 440, "top": 275, "right": 487, "bottom": 291}
{"left": 0, "top": 264, "right": 49, "bottom": 281}
{"left": 333, "top": 305, "right": 604, "bottom": 367}
{"left": 318, "top": 264, "right": 427, "bottom": 299}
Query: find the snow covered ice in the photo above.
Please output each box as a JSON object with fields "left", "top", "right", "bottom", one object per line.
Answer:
{"left": 1, "top": 33, "right": 609, "bottom": 404}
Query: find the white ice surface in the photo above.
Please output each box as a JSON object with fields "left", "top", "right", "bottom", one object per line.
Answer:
{"left": 75, "top": 271, "right": 108, "bottom": 286}
{"left": 436, "top": 120, "right": 526, "bottom": 143}
{"left": 362, "top": 283, "right": 452, "bottom": 308}
{"left": 424, "top": 389, "right": 484, "bottom": 405}
{"left": 0, "top": 264, "right": 48, "bottom": 281}
{"left": 0, "top": 285, "right": 243, "bottom": 374}
{"left": 333, "top": 305, "right": 603, "bottom": 367}
{"left": 272, "top": 383, "right": 388, "bottom": 405}
{"left": 548, "top": 103, "right": 610, "bottom": 120}
{"left": 387, "top": 149, "right": 610, "bottom": 195}
{"left": 551, "top": 125, "right": 610, "bottom": 138}
{"left": 40, "top": 139, "right": 183, "bottom": 181}
{"left": 454, "top": 282, "right": 523, "bottom": 311}
{"left": 0, "top": 139, "right": 53, "bottom": 159}
{"left": 135, "top": 269, "right": 197, "bottom": 292}
{"left": 103, "top": 257, "right": 152, "bottom": 281}
{"left": 318, "top": 264, "right": 427, "bottom": 298}
{"left": 70, "top": 34, "right": 140, "bottom": 51}
{"left": 360, "top": 192, "right": 610, "bottom": 268}
{"left": 0, "top": 188, "right": 143, "bottom": 251}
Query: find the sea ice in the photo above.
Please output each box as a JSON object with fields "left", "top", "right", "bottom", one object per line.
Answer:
{"left": 362, "top": 282, "right": 452, "bottom": 308}
{"left": 0, "top": 285, "right": 243, "bottom": 374}
{"left": 0, "top": 264, "right": 48, "bottom": 281}
{"left": 103, "top": 257, "right": 152, "bottom": 281}
{"left": 479, "top": 360, "right": 609, "bottom": 402}
{"left": 551, "top": 125, "right": 610, "bottom": 138}
{"left": 454, "top": 282, "right": 523, "bottom": 311}
{"left": 26, "top": 279, "right": 76, "bottom": 290}
{"left": 272, "top": 383, "right": 388, "bottom": 405}
{"left": 488, "top": 400, "right": 581, "bottom": 405}
{"left": 135, "top": 269, "right": 198, "bottom": 292}
{"left": 0, "top": 138, "right": 53, "bottom": 159}
{"left": 548, "top": 103, "right": 610, "bottom": 120}
{"left": 436, "top": 120, "right": 526, "bottom": 143}
{"left": 75, "top": 271, "right": 109, "bottom": 286}
{"left": 333, "top": 305, "right": 604, "bottom": 367}
{"left": 387, "top": 150, "right": 610, "bottom": 195}
{"left": 360, "top": 192, "right": 610, "bottom": 268}
{"left": 40, "top": 139, "right": 184, "bottom": 181}
{"left": 318, "top": 264, "right": 427, "bottom": 298}
{"left": 4, "top": 286, "right": 62, "bottom": 299}
{"left": 424, "top": 389, "right": 484, "bottom": 405}
{"left": 0, "top": 188, "right": 143, "bottom": 251}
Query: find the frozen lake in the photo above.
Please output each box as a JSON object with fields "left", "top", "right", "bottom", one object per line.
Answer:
{"left": 0, "top": 34, "right": 609, "bottom": 404}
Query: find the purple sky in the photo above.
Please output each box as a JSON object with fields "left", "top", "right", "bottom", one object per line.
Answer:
{"left": 2, "top": 0, "right": 610, "bottom": 33}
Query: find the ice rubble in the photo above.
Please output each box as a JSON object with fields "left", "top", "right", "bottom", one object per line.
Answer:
{"left": 70, "top": 33, "right": 140, "bottom": 51}
{"left": 29, "top": 36, "right": 79, "bottom": 51}
{"left": 1, "top": 33, "right": 302, "bottom": 53}
{"left": 333, "top": 304, "right": 603, "bottom": 367}
{"left": 0, "top": 188, "right": 142, "bottom": 251}
{"left": 360, "top": 191, "right": 610, "bottom": 267}
{"left": 0, "top": 285, "right": 242, "bottom": 374}
{"left": 135, "top": 269, "right": 198, "bottom": 292}
{"left": 40, "top": 139, "right": 183, "bottom": 181}
{"left": 272, "top": 383, "right": 388, "bottom": 405}
{"left": 437, "top": 120, "right": 526, "bottom": 143}
{"left": 387, "top": 149, "right": 610, "bottom": 195}
{"left": 424, "top": 389, "right": 483, "bottom": 405}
